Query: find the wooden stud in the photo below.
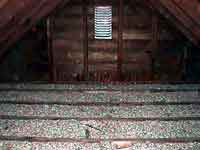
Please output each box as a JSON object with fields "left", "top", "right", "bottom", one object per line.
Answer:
{"left": 82, "top": 0, "right": 89, "bottom": 81}
{"left": 47, "top": 17, "right": 56, "bottom": 83}
{"left": 117, "top": 0, "right": 123, "bottom": 81}
{"left": 151, "top": 14, "right": 159, "bottom": 81}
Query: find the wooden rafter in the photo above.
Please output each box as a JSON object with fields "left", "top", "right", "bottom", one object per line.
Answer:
{"left": 0, "top": 0, "right": 9, "bottom": 9}
{"left": 149, "top": 0, "right": 200, "bottom": 46}
{"left": 0, "top": 0, "right": 70, "bottom": 60}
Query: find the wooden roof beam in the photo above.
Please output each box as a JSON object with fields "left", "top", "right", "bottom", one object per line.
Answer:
{"left": 0, "top": 0, "right": 70, "bottom": 60}
{"left": 149, "top": 0, "right": 200, "bottom": 46}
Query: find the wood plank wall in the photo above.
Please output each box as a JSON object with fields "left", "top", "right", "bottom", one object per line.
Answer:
{"left": 51, "top": 1, "right": 84, "bottom": 81}
{"left": 122, "top": 1, "right": 153, "bottom": 82}
{"left": 88, "top": 0, "right": 118, "bottom": 82}
{"left": 50, "top": 0, "right": 183, "bottom": 82}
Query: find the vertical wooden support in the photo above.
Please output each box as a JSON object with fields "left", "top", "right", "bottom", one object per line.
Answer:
{"left": 117, "top": 0, "right": 123, "bottom": 81}
{"left": 83, "top": 0, "right": 89, "bottom": 81}
{"left": 182, "top": 45, "right": 189, "bottom": 80}
{"left": 151, "top": 14, "right": 159, "bottom": 81}
{"left": 47, "top": 17, "right": 56, "bottom": 83}
{"left": 152, "top": 15, "right": 159, "bottom": 49}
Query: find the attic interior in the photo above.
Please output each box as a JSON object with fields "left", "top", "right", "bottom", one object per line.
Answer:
{"left": 1, "top": 1, "right": 200, "bottom": 149}
{"left": 0, "top": 0, "right": 200, "bottom": 83}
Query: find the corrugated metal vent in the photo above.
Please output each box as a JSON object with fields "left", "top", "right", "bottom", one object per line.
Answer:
{"left": 95, "top": 6, "right": 112, "bottom": 39}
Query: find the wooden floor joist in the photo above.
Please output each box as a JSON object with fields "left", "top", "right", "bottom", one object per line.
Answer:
{"left": 1, "top": 136, "right": 200, "bottom": 143}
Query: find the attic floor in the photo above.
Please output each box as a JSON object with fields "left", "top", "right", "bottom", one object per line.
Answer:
{"left": 0, "top": 84, "right": 199, "bottom": 149}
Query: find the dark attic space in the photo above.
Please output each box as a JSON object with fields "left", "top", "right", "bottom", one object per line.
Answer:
{"left": 0, "top": 20, "right": 49, "bottom": 82}
{"left": 0, "top": 0, "right": 200, "bottom": 83}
